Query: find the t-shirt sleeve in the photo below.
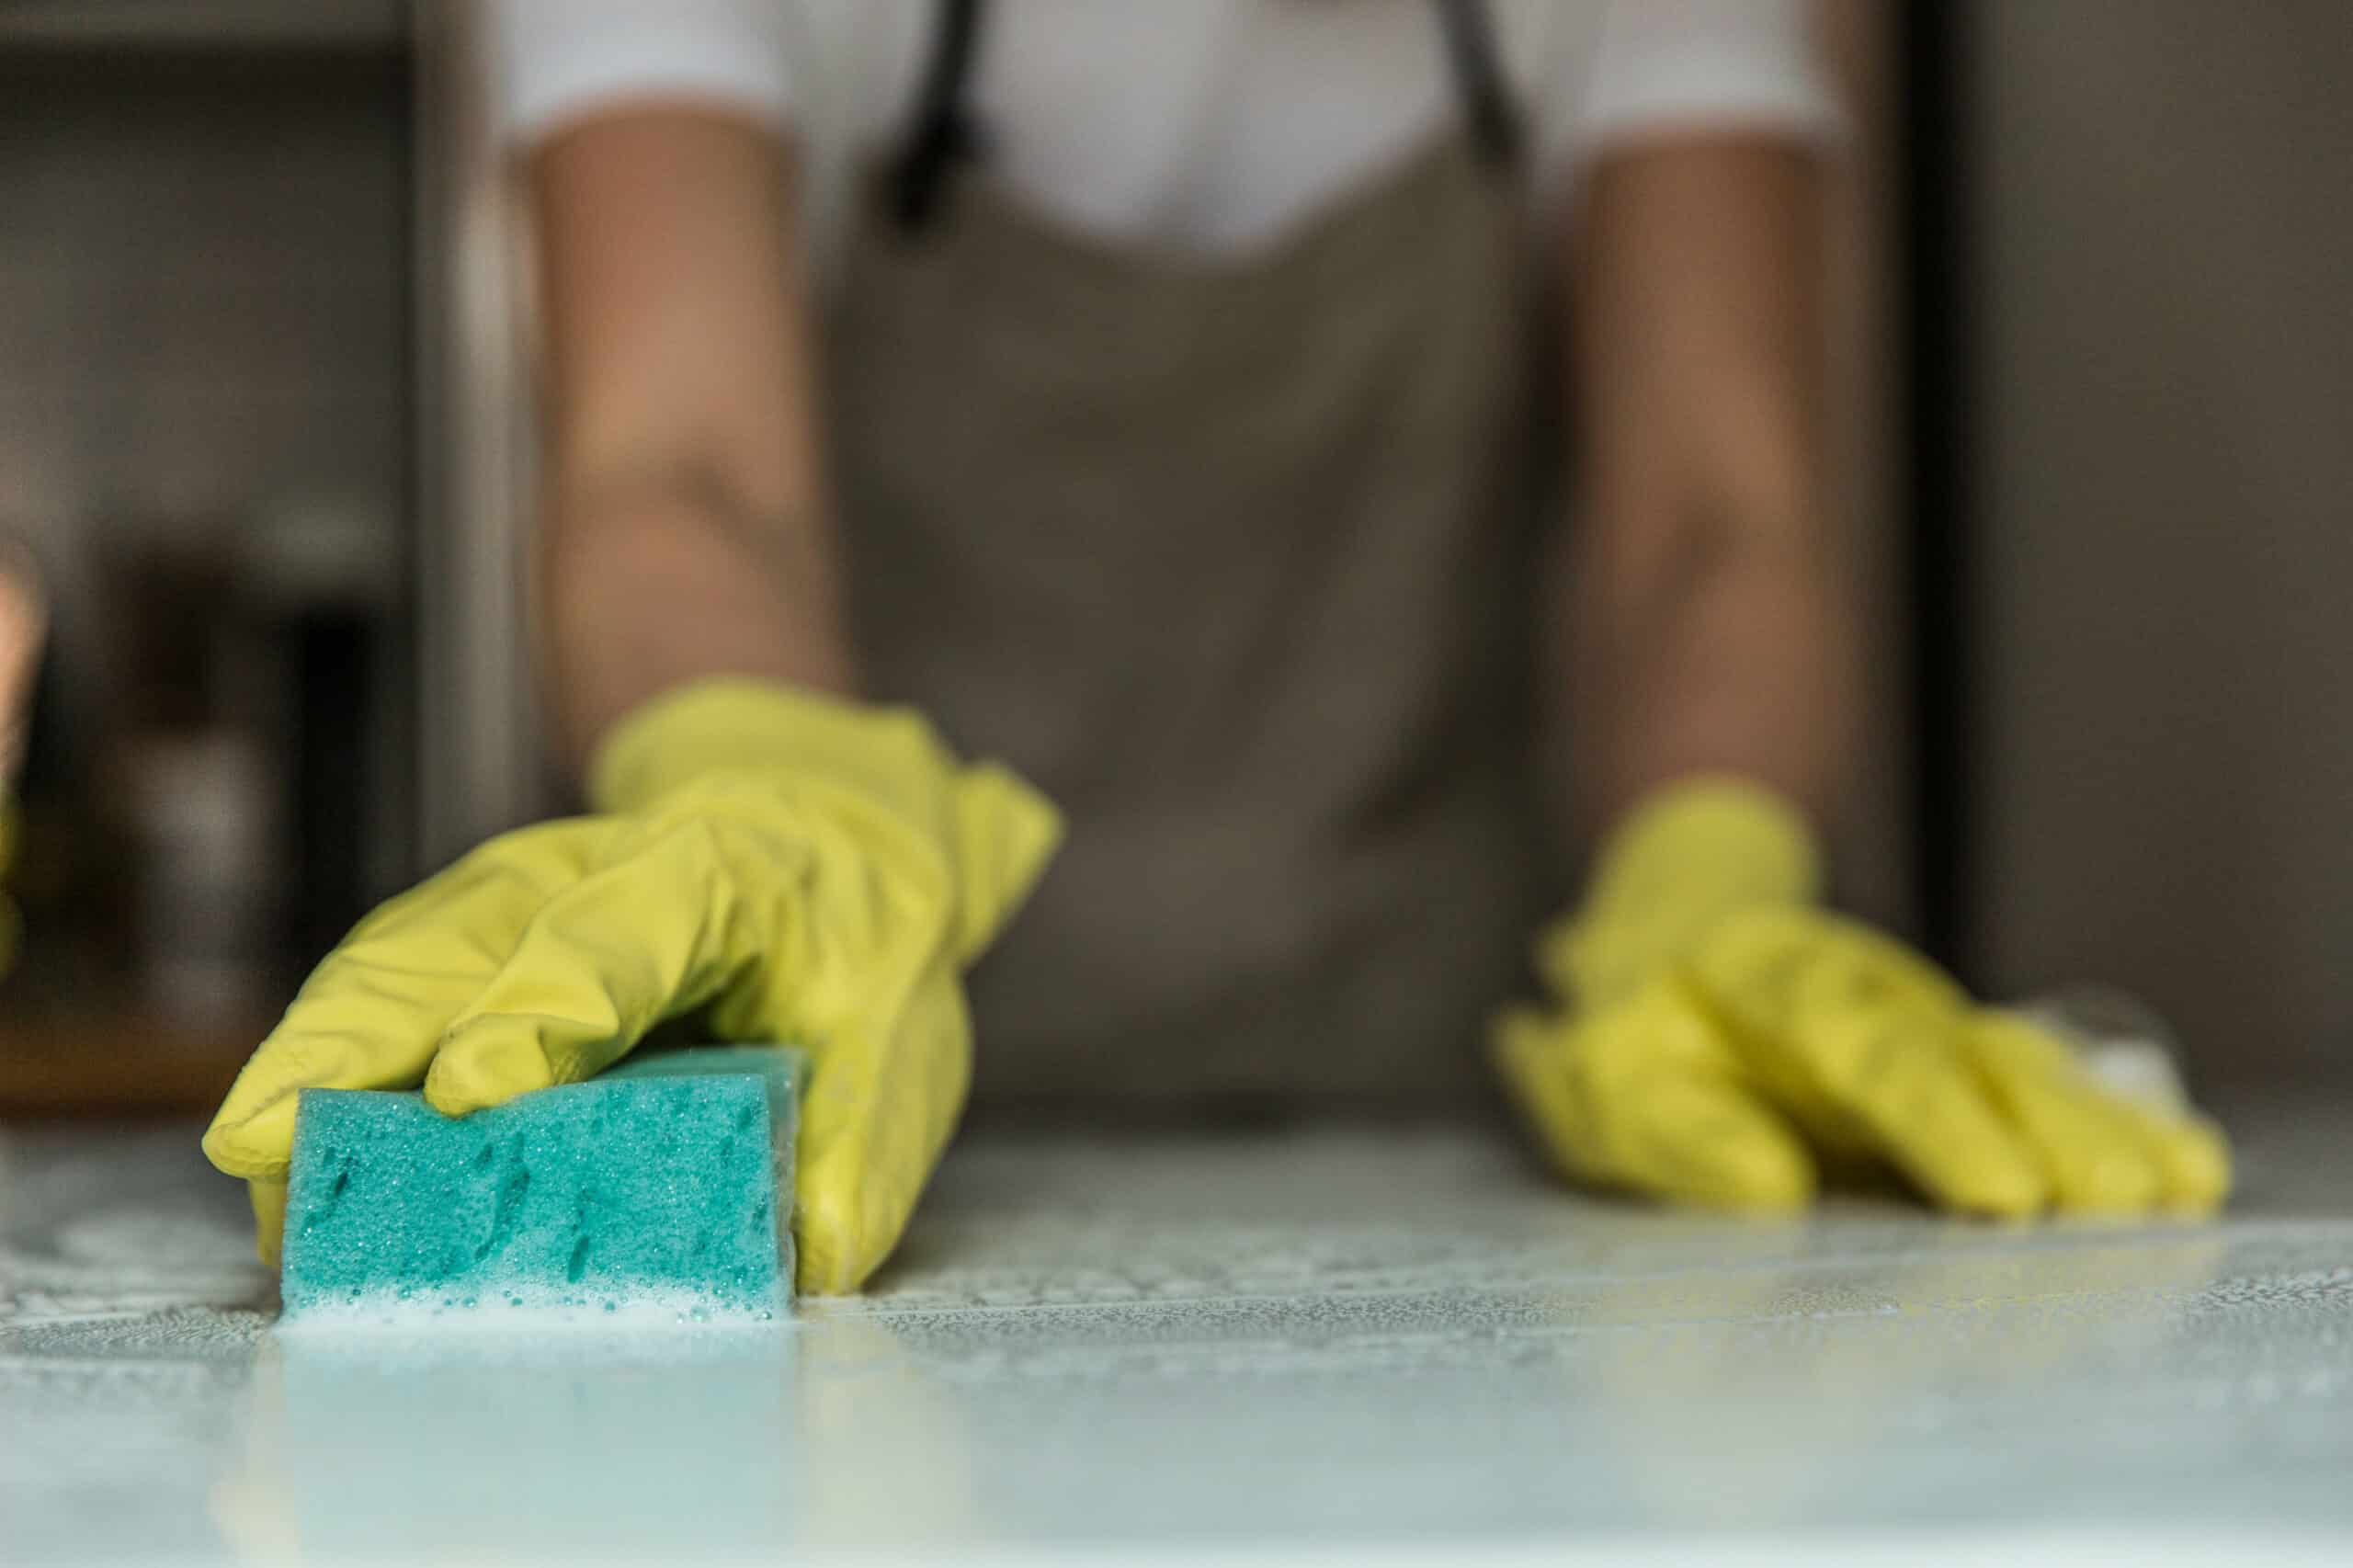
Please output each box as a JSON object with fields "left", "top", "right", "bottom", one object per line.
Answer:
{"left": 1571, "top": 0, "right": 1842, "bottom": 156}
{"left": 493, "top": 0, "right": 795, "bottom": 146}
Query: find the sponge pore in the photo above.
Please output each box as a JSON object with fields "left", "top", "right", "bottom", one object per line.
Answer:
{"left": 281, "top": 1046, "right": 803, "bottom": 1325}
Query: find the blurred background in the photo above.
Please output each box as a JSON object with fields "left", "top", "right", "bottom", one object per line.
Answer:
{"left": 0, "top": 0, "right": 2346, "bottom": 1114}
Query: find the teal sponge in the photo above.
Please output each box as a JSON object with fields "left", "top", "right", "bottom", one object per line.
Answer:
{"left": 281, "top": 1046, "right": 803, "bottom": 1325}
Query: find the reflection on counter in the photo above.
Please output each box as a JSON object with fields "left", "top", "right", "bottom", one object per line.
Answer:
{"left": 220, "top": 1329, "right": 800, "bottom": 1562}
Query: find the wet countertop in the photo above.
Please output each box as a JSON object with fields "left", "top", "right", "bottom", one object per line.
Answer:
{"left": 5, "top": 1100, "right": 2352, "bottom": 1565}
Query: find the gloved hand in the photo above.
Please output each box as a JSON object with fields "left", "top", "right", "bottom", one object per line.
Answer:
{"left": 202, "top": 679, "right": 1062, "bottom": 1291}
{"left": 1494, "top": 778, "right": 2229, "bottom": 1215}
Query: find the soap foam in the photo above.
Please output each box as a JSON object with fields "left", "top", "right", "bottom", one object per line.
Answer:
{"left": 275, "top": 1281, "right": 784, "bottom": 1336}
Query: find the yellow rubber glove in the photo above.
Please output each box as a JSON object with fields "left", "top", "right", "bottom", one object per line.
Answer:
{"left": 1494, "top": 778, "right": 2230, "bottom": 1216}
{"left": 203, "top": 679, "right": 1062, "bottom": 1292}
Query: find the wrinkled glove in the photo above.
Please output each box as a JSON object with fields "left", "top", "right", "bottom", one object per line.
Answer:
{"left": 1494, "top": 779, "right": 2229, "bottom": 1215}
{"left": 203, "top": 679, "right": 1062, "bottom": 1291}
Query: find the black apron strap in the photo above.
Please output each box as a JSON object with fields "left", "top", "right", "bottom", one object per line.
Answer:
{"left": 892, "top": 0, "right": 987, "bottom": 233}
{"left": 892, "top": 0, "right": 1519, "bottom": 237}
{"left": 1433, "top": 0, "right": 1522, "bottom": 170}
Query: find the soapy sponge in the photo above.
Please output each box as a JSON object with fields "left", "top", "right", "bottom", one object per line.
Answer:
{"left": 280, "top": 1046, "right": 803, "bottom": 1324}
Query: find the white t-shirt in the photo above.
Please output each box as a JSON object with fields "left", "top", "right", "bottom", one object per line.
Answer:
{"left": 494, "top": 0, "right": 1836, "bottom": 264}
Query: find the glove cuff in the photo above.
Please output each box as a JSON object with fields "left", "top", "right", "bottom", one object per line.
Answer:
{"left": 1542, "top": 776, "right": 1824, "bottom": 1012}
{"left": 588, "top": 678, "right": 956, "bottom": 817}
{"left": 1590, "top": 778, "right": 1821, "bottom": 910}
{"left": 589, "top": 678, "right": 1065, "bottom": 960}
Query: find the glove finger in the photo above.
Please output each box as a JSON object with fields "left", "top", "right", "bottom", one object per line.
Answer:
{"left": 1495, "top": 988, "right": 1816, "bottom": 1210}
{"left": 202, "top": 821, "right": 602, "bottom": 1181}
{"left": 425, "top": 815, "right": 765, "bottom": 1118}
{"left": 1494, "top": 1006, "right": 1599, "bottom": 1179}
{"left": 793, "top": 967, "right": 971, "bottom": 1293}
{"left": 2065, "top": 1033, "right": 2232, "bottom": 1210}
{"left": 1966, "top": 1013, "right": 2181, "bottom": 1211}
{"left": 1687, "top": 910, "right": 1946, "bottom": 1157}
{"left": 1692, "top": 911, "right": 2044, "bottom": 1214}
{"left": 2138, "top": 1109, "right": 2232, "bottom": 1213}
{"left": 1596, "top": 1068, "right": 1818, "bottom": 1211}
{"left": 945, "top": 764, "right": 1064, "bottom": 962}
{"left": 1799, "top": 997, "right": 2049, "bottom": 1216}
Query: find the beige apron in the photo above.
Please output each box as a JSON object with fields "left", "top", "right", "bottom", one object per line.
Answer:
{"left": 822, "top": 0, "right": 1559, "bottom": 1116}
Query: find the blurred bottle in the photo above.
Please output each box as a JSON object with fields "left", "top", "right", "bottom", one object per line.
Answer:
{"left": 0, "top": 540, "right": 51, "bottom": 976}
{"left": 121, "top": 730, "right": 274, "bottom": 1025}
{"left": 101, "top": 528, "right": 277, "bottom": 1029}
{"left": 247, "top": 493, "right": 404, "bottom": 984}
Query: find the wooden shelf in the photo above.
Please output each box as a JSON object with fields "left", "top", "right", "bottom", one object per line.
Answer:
{"left": 0, "top": 1009, "right": 265, "bottom": 1116}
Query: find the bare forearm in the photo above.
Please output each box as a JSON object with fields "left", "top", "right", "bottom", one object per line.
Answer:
{"left": 542, "top": 472, "right": 854, "bottom": 767}
{"left": 1572, "top": 486, "right": 1849, "bottom": 823}
{"left": 1568, "top": 139, "right": 1853, "bottom": 828}
{"left": 529, "top": 109, "right": 855, "bottom": 770}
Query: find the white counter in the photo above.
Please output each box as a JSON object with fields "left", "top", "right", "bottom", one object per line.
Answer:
{"left": 6, "top": 1108, "right": 2352, "bottom": 1564}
